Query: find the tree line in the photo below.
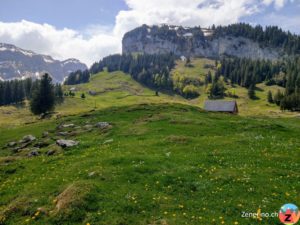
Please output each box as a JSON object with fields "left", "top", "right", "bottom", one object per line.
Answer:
{"left": 213, "top": 23, "right": 300, "bottom": 55}
{"left": 90, "top": 53, "right": 176, "bottom": 91}
{"left": 0, "top": 75, "right": 64, "bottom": 111}
{"left": 218, "top": 57, "right": 300, "bottom": 111}
{"left": 64, "top": 70, "right": 90, "bottom": 85}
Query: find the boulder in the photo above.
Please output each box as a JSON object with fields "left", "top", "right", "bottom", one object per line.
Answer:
{"left": 56, "top": 140, "right": 79, "bottom": 148}
{"left": 7, "top": 142, "right": 17, "bottom": 147}
{"left": 46, "top": 150, "right": 56, "bottom": 156}
{"left": 28, "top": 150, "right": 39, "bottom": 157}
{"left": 58, "top": 132, "right": 69, "bottom": 136}
{"left": 34, "top": 141, "right": 51, "bottom": 148}
{"left": 42, "top": 131, "right": 49, "bottom": 138}
{"left": 61, "top": 124, "right": 75, "bottom": 128}
{"left": 95, "top": 122, "right": 110, "bottom": 129}
{"left": 103, "top": 139, "right": 114, "bottom": 144}
{"left": 83, "top": 124, "right": 93, "bottom": 129}
{"left": 21, "top": 135, "right": 36, "bottom": 143}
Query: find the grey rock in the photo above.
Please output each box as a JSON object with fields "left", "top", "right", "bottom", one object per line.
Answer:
{"left": 95, "top": 122, "right": 110, "bottom": 129}
{"left": 88, "top": 90, "right": 97, "bottom": 96}
{"left": 61, "top": 124, "right": 75, "bottom": 128}
{"left": 58, "top": 132, "right": 69, "bottom": 136}
{"left": 7, "top": 142, "right": 17, "bottom": 147}
{"left": 28, "top": 150, "right": 39, "bottom": 157}
{"left": 88, "top": 171, "right": 96, "bottom": 177}
{"left": 84, "top": 124, "right": 93, "bottom": 129}
{"left": 34, "top": 141, "right": 50, "bottom": 148}
{"left": 21, "top": 135, "right": 36, "bottom": 143}
{"left": 122, "top": 25, "right": 281, "bottom": 61}
{"left": 46, "top": 150, "right": 56, "bottom": 156}
{"left": 103, "top": 139, "right": 114, "bottom": 144}
{"left": 42, "top": 131, "right": 49, "bottom": 138}
{"left": 56, "top": 139, "right": 79, "bottom": 148}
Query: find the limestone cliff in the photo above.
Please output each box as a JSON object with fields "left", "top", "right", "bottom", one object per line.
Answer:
{"left": 122, "top": 25, "right": 281, "bottom": 60}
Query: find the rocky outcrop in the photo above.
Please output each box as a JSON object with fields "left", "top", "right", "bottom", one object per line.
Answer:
{"left": 122, "top": 25, "right": 280, "bottom": 60}
{"left": 0, "top": 43, "right": 87, "bottom": 82}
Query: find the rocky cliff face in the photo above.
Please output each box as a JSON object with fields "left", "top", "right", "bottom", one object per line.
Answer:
{"left": 0, "top": 43, "right": 87, "bottom": 82}
{"left": 122, "top": 25, "right": 280, "bottom": 60}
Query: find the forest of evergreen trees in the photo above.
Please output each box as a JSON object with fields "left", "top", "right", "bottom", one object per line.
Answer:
{"left": 213, "top": 23, "right": 300, "bottom": 54}
{"left": 219, "top": 57, "right": 300, "bottom": 111}
{"left": 0, "top": 76, "right": 64, "bottom": 107}
{"left": 90, "top": 53, "right": 176, "bottom": 91}
{"left": 64, "top": 70, "right": 90, "bottom": 85}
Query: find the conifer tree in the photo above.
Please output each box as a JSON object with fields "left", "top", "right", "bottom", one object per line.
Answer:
{"left": 30, "top": 73, "right": 55, "bottom": 115}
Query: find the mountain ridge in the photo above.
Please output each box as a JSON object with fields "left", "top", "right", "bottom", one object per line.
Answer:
{"left": 122, "top": 24, "right": 300, "bottom": 60}
{"left": 0, "top": 43, "right": 87, "bottom": 82}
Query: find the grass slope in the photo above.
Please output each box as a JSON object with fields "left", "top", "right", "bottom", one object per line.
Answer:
{"left": 0, "top": 103, "right": 299, "bottom": 225}
{"left": 0, "top": 71, "right": 186, "bottom": 128}
{"left": 172, "top": 58, "right": 297, "bottom": 117}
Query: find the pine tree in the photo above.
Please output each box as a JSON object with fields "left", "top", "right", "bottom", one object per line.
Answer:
{"left": 248, "top": 84, "right": 256, "bottom": 99}
{"left": 81, "top": 93, "right": 86, "bottom": 99}
{"left": 54, "top": 84, "right": 64, "bottom": 104}
{"left": 30, "top": 73, "right": 55, "bottom": 115}
{"left": 267, "top": 91, "right": 273, "bottom": 103}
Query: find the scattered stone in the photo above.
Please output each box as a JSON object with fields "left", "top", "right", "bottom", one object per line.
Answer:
{"left": 7, "top": 142, "right": 17, "bottom": 147}
{"left": 58, "top": 132, "right": 69, "bottom": 136}
{"left": 69, "top": 131, "right": 81, "bottom": 137}
{"left": 34, "top": 141, "right": 51, "bottom": 148}
{"left": 95, "top": 122, "right": 110, "bottom": 129}
{"left": 28, "top": 150, "right": 39, "bottom": 157}
{"left": 20, "top": 142, "right": 32, "bottom": 149}
{"left": 83, "top": 124, "right": 93, "bottom": 129}
{"left": 46, "top": 150, "right": 56, "bottom": 156}
{"left": 88, "top": 171, "right": 96, "bottom": 177}
{"left": 12, "top": 147, "right": 21, "bottom": 153}
{"left": 88, "top": 90, "right": 97, "bottom": 96}
{"left": 103, "top": 139, "right": 113, "bottom": 144}
{"left": 56, "top": 140, "right": 79, "bottom": 148}
{"left": 20, "top": 135, "right": 36, "bottom": 143}
{"left": 42, "top": 131, "right": 49, "bottom": 138}
{"left": 61, "top": 124, "right": 75, "bottom": 128}
{"left": 165, "top": 152, "right": 171, "bottom": 157}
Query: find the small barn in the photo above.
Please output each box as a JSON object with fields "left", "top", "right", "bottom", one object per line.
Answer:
{"left": 204, "top": 100, "right": 238, "bottom": 114}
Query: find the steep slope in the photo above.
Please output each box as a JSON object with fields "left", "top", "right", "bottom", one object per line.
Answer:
{"left": 0, "top": 43, "right": 87, "bottom": 82}
{"left": 122, "top": 25, "right": 280, "bottom": 60}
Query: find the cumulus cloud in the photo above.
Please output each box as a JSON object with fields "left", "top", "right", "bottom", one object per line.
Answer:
{"left": 0, "top": 20, "right": 121, "bottom": 66}
{"left": 0, "top": 0, "right": 296, "bottom": 66}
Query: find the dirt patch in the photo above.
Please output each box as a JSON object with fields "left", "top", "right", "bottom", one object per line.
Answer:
{"left": 166, "top": 135, "right": 190, "bottom": 144}
{"left": 52, "top": 181, "right": 97, "bottom": 223}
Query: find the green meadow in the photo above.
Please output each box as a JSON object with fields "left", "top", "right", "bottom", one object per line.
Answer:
{"left": 0, "top": 59, "right": 299, "bottom": 225}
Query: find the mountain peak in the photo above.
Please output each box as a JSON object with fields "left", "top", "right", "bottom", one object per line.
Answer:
{"left": 0, "top": 43, "right": 87, "bottom": 82}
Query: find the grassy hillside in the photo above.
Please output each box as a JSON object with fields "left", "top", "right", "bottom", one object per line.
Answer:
{"left": 172, "top": 58, "right": 297, "bottom": 117}
{"left": 1, "top": 103, "right": 299, "bottom": 225}
{"left": 0, "top": 60, "right": 298, "bottom": 129}
{"left": 0, "top": 71, "right": 187, "bottom": 128}
{"left": 0, "top": 57, "right": 299, "bottom": 225}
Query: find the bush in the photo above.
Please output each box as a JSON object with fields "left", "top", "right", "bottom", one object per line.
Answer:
{"left": 182, "top": 85, "right": 200, "bottom": 99}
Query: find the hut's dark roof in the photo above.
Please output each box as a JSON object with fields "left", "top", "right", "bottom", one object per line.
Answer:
{"left": 204, "top": 100, "right": 237, "bottom": 112}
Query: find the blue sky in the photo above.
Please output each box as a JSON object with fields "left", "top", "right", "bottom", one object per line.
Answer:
{"left": 0, "top": 0, "right": 128, "bottom": 30}
{"left": 0, "top": 0, "right": 299, "bottom": 65}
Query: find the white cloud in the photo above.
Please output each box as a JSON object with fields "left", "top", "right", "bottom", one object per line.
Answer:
{"left": 0, "top": 20, "right": 121, "bottom": 66}
{"left": 263, "top": 0, "right": 287, "bottom": 9}
{"left": 0, "top": 0, "right": 296, "bottom": 66}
